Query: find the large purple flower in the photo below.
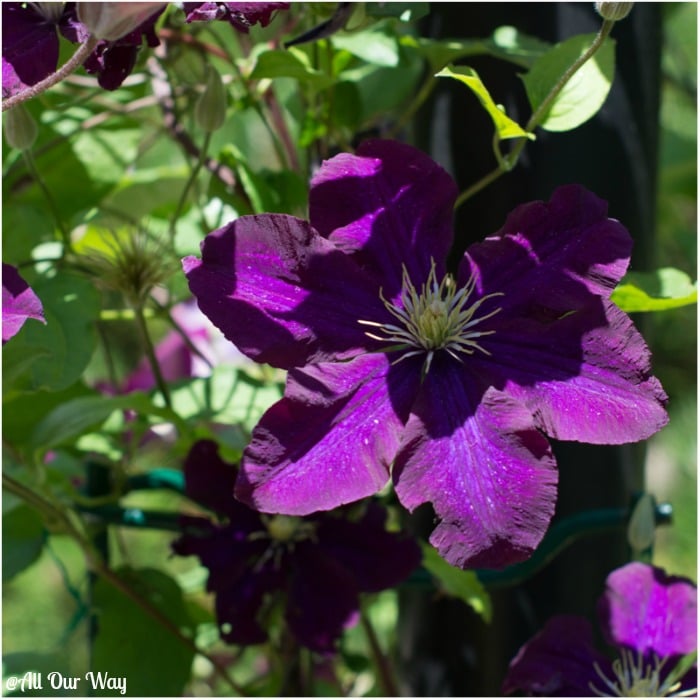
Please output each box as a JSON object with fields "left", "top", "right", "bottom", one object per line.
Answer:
{"left": 183, "top": 140, "right": 668, "bottom": 570}
{"left": 502, "top": 562, "right": 697, "bottom": 696}
{"left": 171, "top": 439, "right": 421, "bottom": 653}
{"left": 1, "top": 2, "right": 164, "bottom": 94}
{"left": 2, "top": 263, "right": 45, "bottom": 343}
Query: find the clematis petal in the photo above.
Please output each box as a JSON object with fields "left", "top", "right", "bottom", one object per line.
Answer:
{"left": 2, "top": 263, "right": 45, "bottom": 343}
{"left": 597, "top": 562, "right": 697, "bottom": 658}
{"left": 502, "top": 615, "right": 613, "bottom": 696}
{"left": 286, "top": 543, "right": 361, "bottom": 653}
{"left": 183, "top": 2, "right": 288, "bottom": 31}
{"left": 180, "top": 440, "right": 261, "bottom": 526}
{"left": 462, "top": 184, "right": 632, "bottom": 309}
{"left": 235, "top": 353, "right": 420, "bottom": 514}
{"left": 309, "top": 139, "right": 458, "bottom": 300}
{"left": 184, "top": 214, "right": 387, "bottom": 368}
{"left": 2, "top": 3, "right": 60, "bottom": 88}
{"left": 314, "top": 502, "right": 422, "bottom": 592}
{"left": 476, "top": 299, "right": 668, "bottom": 444}
{"left": 393, "top": 363, "right": 557, "bottom": 570}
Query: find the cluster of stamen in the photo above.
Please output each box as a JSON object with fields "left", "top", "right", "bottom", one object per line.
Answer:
{"left": 590, "top": 649, "right": 697, "bottom": 697}
{"left": 359, "top": 260, "right": 503, "bottom": 376}
{"left": 248, "top": 515, "right": 317, "bottom": 572}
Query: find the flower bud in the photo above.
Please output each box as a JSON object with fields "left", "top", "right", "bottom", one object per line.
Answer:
{"left": 195, "top": 67, "right": 227, "bottom": 133}
{"left": 594, "top": 2, "right": 634, "bottom": 22}
{"left": 627, "top": 492, "right": 656, "bottom": 553}
{"left": 76, "top": 2, "right": 166, "bottom": 41}
{"left": 4, "top": 104, "right": 38, "bottom": 151}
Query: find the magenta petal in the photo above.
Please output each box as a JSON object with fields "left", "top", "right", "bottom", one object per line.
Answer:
{"left": 503, "top": 615, "right": 613, "bottom": 696}
{"left": 309, "top": 140, "right": 458, "bottom": 300}
{"left": 393, "top": 368, "right": 557, "bottom": 570}
{"left": 482, "top": 300, "right": 668, "bottom": 444}
{"left": 597, "top": 562, "right": 697, "bottom": 658}
{"left": 2, "top": 264, "right": 45, "bottom": 343}
{"left": 184, "top": 214, "right": 385, "bottom": 368}
{"left": 236, "top": 353, "right": 420, "bottom": 514}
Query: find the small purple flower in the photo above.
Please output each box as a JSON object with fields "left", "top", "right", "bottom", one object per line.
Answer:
{"left": 183, "top": 2, "right": 289, "bottom": 32}
{"left": 171, "top": 439, "right": 421, "bottom": 653}
{"left": 502, "top": 562, "right": 697, "bottom": 696}
{"left": 2, "top": 263, "right": 45, "bottom": 343}
{"left": 183, "top": 140, "right": 668, "bottom": 570}
{"left": 1, "top": 2, "right": 164, "bottom": 94}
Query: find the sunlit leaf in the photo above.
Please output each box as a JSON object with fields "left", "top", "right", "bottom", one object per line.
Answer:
{"left": 612, "top": 267, "right": 698, "bottom": 312}
{"left": 420, "top": 543, "right": 492, "bottom": 622}
{"left": 437, "top": 65, "right": 532, "bottom": 141}
{"left": 522, "top": 33, "right": 616, "bottom": 132}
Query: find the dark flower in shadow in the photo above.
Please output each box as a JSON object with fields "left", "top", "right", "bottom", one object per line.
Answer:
{"left": 183, "top": 2, "right": 289, "bottom": 32}
{"left": 502, "top": 562, "right": 697, "bottom": 696}
{"left": 171, "top": 439, "right": 421, "bottom": 653}
{"left": 184, "top": 140, "right": 668, "bottom": 569}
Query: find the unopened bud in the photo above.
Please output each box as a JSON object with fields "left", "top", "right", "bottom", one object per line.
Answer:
{"left": 195, "top": 67, "right": 227, "bottom": 133}
{"left": 594, "top": 2, "right": 634, "bottom": 22}
{"left": 77, "top": 2, "right": 166, "bottom": 41}
{"left": 4, "top": 104, "right": 38, "bottom": 151}
{"left": 627, "top": 493, "right": 656, "bottom": 553}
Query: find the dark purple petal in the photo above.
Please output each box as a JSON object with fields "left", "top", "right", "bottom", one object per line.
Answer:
{"left": 309, "top": 139, "right": 458, "bottom": 301}
{"left": 184, "top": 2, "right": 288, "bottom": 31}
{"left": 502, "top": 615, "right": 613, "bottom": 696}
{"left": 286, "top": 544, "right": 361, "bottom": 653}
{"left": 315, "top": 502, "right": 421, "bottom": 592}
{"left": 463, "top": 184, "right": 631, "bottom": 308}
{"left": 180, "top": 440, "right": 261, "bottom": 527}
{"left": 393, "top": 364, "right": 557, "bottom": 570}
{"left": 476, "top": 300, "right": 669, "bottom": 444}
{"left": 2, "top": 264, "right": 45, "bottom": 343}
{"left": 597, "top": 562, "right": 697, "bottom": 658}
{"left": 236, "top": 353, "right": 419, "bottom": 514}
{"left": 2, "top": 2, "right": 60, "bottom": 87}
{"left": 184, "top": 214, "right": 388, "bottom": 368}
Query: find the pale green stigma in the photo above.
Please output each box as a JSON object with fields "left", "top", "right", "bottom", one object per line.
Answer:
{"left": 590, "top": 649, "right": 697, "bottom": 697}
{"left": 359, "top": 260, "right": 503, "bottom": 376}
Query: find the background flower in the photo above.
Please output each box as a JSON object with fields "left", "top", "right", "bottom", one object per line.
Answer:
{"left": 184, "top": 140, "right": 668, "bottom": 570}
{"left": 502, "top": 561, "right": 697, "bottom": 696}
{"left": 172, "top": 439, "right": 422, "bottom": 653}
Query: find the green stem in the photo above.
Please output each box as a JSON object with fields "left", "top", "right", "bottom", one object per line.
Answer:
{"left": 389, "top": 70, "right": 438, "bottom": 139}
{"left": 2, "top": 36, "right": 99, "bottom": 112}
{"left": 23, "top": 150, "right": 73, "bottom": 254}
{"left": 360, "top": 605, "right": 401, "bottom": 697}
{"left": 454, "top": 19, "right": 615, "bottom": 210}
{"left": 133, "top": 302, "right": 172, "bottom": 409}
{"left": 169, "top": 130, "right": 212, "bottom": 242}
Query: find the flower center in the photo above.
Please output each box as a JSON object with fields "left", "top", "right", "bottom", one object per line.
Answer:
{"left": 590, "top": 650, "right": 697, "bottom": 697}
{"left": 359, "top": 260, "right": 503, "bottom": 376}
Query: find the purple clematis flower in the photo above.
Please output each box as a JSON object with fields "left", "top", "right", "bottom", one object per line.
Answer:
{"left": 171, "top": 439, "right": 421, "bottom": 653}
{"left": 502, "top": 562, "right": 697, "bottom": 696}
{"left": 183, "top": 2, "right": 289, "bottom": 32}
{"left": 183, "top": 140, "right": 668, "bottom": 570}
{"left": 2, "top": 263, "right": 45, "bottom": 343}
{"left": 1, "top": 2, "right": 164, "bottom": 94}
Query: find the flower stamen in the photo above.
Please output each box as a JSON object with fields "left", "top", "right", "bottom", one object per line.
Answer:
{"left": 359, "top": 260, "right": 503, "bottom": 376}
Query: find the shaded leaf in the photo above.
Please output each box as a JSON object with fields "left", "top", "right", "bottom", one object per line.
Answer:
{"left": 2, "top": 505, "right": 46, "bottom": 581}
{"left": 250, "top": 48, "right": 334, "bottom": 88}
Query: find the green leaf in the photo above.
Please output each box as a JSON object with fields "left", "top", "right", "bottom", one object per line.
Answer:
{"left": 612, "top": 267, "right": 698, "bottom": 312}
{"left": 437, "top": 65, "right": 532, "bottom": 141}
{"left": 522, "top": 33, "right": 616, "bottom": 132}
{"left": 2, "top": 505, "right": 46, "bottom": 581}
{"left": 3, "top": 273, "right": 101, "bottom": 394}
{"left": 30, "top": 391, "right": 186, "bottom": 451}
{"left": 91, "top": 568, "right": 195, "bottom": 696}
{"left": 420, "top": 542, "right": 492, "bottom": 623}
{"left": 365, "top": 2, "right": 430, "bottom": 22}
{"left": 250, "top": 48, "right": 334, "bottom": 88}
{"left": 333, "top": 26, "right": 401, "bottom": 67}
